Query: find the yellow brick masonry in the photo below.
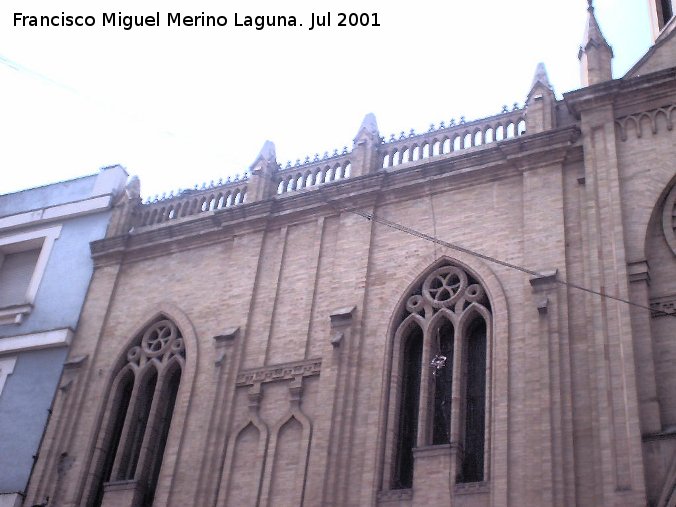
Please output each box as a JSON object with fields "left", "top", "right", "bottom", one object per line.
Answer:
{"left": 25, "top": 41, "right": 676, "bottom": 507}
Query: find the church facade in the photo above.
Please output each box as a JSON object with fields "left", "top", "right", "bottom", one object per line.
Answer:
{"left": 25, "top": 3, "right": 676, "bottom": 506}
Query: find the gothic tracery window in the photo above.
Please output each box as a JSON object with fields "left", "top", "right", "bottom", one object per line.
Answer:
{"left": 90, "top": 318, "right": 185, "bottom": 507}
{"left": 388, "top": 262, "right": 491, "bottom": 489}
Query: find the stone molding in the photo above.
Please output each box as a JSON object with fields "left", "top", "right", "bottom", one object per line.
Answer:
{"left": 650, "top": 294, "right": 676, "bottom": 317}
{"left": 454, "top": 481, "right": 490, "bottom": 495}
{"left": 564, "top": 66, "right": 676, "bottom": 117}
{"left": 663, "top": 183, "right": 676, "bottom": 256}
{"left": 628, "top": 260, "right": 651, "bottom": 284}
{"left": 89, "top": 126, "right": 580, "bottom": 266}
{"left": 377, "top": 488, "right": 413, "bottom": 502}
{"left": 615, "top": 103, "right": 676, "bottom": 141}
{"left": 235, "top": 357, "right": 322, "bottom": 386}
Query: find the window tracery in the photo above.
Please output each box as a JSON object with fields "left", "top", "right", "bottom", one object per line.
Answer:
{"left": 89, "top": 318, "right": 185, "bottom": 507}
{"left": 387, "top": 262, "right": 491, "bottom": 490}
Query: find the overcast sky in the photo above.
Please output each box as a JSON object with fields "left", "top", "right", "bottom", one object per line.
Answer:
{"left": 1, "top": 0, "right": 652, "bottom": 200}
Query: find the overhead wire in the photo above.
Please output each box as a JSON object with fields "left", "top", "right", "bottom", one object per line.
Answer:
{"left": 3, "top": 55, "right": 672, "bottom": 318}
{"left": 318, "top": 190, "right": 673, "bottom": 318}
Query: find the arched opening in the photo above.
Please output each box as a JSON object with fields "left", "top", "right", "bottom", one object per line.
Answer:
{"left": 432, "top": 319, "right": 454, "bottom": 445}
{"left": 88, "top": 318, "right": 186, "bottom": 507}
{"left": 91, "top": 369, "right": 134, "bottom": 507}
{"left": 144, "top": 365, "right": 182, "bottom": 506}
{"left": 393, "top": 324, "right": 423, "bottom": 489}
{"left": 461, "top": 318, "right": 486, "bottom": 483}
{"left": 118, "top": 367, "right": 158, "bottom": 481}
{"left": 517, "top": 119, "right": 526, "bottom": 136}
{"left": 506, "top": 122, "right": 515, "bottom": 138}
{"left": 386, "top": 262, "right": 491, "bottom": 492}
{"left": 473, "top": 131, "right": 482, "bottom": 146}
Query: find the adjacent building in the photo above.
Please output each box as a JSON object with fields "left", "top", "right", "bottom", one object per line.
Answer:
{"left": 0, "top": 167, "right": 128, "bottom": 507}
{"left": 24, "top": 2, "right": 676, "bottom": 506}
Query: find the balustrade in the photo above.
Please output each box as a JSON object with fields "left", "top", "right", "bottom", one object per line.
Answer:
{"left": 133, "top": 106, "right": 529, "bottom": 230}
{"left": 275, "top": 153, "right": 352, "bottom": 195}
{"left": 380, "top": 109, "right": 526, "bottom": 169}
{"left": 137, "top": 179, "right": 248, "bottom": 227}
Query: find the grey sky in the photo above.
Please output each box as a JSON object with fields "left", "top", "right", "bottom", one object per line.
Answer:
{"left": 0, "top": 0, "right": 653, "bottom": 198}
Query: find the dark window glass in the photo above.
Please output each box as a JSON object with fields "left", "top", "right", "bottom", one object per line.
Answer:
{"left": 143, "top": 367, "right": 182, "bottom": 507}
{"left": 120, "top": 369, "right": 158, "bottom": 480}
{"left": 432, "top": 320, "right": 454, "bottom": 445}
{"left": 460, "top": 319, "right": 486, "bottom": 483}
{"left": 393, "top": 326, "right": 423, "bottom": 489}
{"left": 93, "top": 371, "right": 134, "bottom": 507}
{"left": 661, "top": 0, "right": 673, "bottom": 25}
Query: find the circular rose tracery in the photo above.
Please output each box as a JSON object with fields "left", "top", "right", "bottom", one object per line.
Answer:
{"left": 142, "top": 320, "right": 177, "bottom": 357}
{"left": 126, "top": 319, "right": 185, "bottom": 367}
{"left": 422, "top": 266, "right": 468, "bottom": 308}
{"left": 663, "top": 184, "right": 676, "bottom": 256}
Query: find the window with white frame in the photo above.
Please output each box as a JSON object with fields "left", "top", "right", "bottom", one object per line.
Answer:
{"left": 0, "top": 225, "right": 61, "bottom": 325}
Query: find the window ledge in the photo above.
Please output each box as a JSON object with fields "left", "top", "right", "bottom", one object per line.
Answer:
{"left": 0, "top": 327, "right": 73, "bottom": 354}
{"left": 377, "top": 488, "right": 413, "bottom": 503}
{"left": 0, "top": 304, "right": 33, "bottom": 325}
{"left": 454, "top": 481, "right": 489, "bottom": 495}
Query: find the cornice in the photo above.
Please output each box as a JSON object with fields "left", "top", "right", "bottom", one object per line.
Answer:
{"left": 564, "top": 66, "right": 676, "bottom": 118}
{"left": 90, "top": 126, "right": 580, "bottom": 264}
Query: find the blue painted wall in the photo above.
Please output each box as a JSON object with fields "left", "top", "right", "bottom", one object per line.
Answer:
{"left": 0, "top": 176, "right": 97, "bottom": 217}
{"left": 0, "top": 167, "right": 126, "bottom": 495}
{"left": 0, "top": 347, "right": 68, "bottom": 493}
{"left": 0, "top": 211, "right": 111, "bottom": 339}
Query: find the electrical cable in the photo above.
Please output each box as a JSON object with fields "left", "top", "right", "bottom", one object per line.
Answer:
{"left": 318, "top": 191, "right": 674, "bottom": 318}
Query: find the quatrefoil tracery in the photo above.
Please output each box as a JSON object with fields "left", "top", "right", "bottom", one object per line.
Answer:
{"left": 406, "top": 264, "right": 487, "bottom": 318}
{"left": 423, "top": 266, "right": 468, "bottom": 308}
{"left": 126, "top": 319, "right": 185, "bottom": 367}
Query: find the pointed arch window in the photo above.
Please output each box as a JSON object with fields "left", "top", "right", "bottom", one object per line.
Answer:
{"left": 386, "top": 262, "right": 491, "bottom": 490}
{"left": 89, "top": 318, "right": 185, "bottom": 507}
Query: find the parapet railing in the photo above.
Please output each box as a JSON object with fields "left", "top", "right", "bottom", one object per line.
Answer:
{"left": 275, "top": 150, "right": 353, "bottom": 194}
{"left": 379, "top": 107, "right": 526, "bottom": 169}
{"left": 137, "top": 177, "right": 248, "bottom": 227}
{"left": 132, "top": 105, "right": 528, "bottom": 228}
